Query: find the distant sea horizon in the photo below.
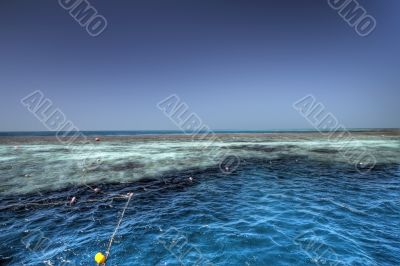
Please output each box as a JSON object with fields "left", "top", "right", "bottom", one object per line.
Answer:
{"left": 0, "top": 128, "right": 399, "bottom": 137}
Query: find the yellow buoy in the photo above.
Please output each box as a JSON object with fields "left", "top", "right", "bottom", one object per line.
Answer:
{"left": 95, "top": 252, "right": 106, "bottom": 264}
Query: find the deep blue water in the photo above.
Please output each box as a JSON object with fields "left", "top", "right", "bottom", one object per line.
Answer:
{"left": 0, "top": 129, "right": 395, "bottom": 137}
{"left": 1, "top": 157, "right": 399, "bottom": 265}
{"left": 0, "top": 132, "right": 399, "bottom": 265}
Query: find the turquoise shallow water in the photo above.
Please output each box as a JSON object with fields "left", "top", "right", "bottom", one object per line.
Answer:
{"left": 0, "top": 131, "right": 399, "bottom": 265}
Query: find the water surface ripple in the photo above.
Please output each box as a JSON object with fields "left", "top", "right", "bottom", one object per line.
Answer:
{"left": 0, "top": 132, "right": 399, "bottom": 265}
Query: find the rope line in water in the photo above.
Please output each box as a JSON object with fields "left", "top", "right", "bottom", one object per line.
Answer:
{"left": 105, "top": 192, "right": 133, "bottom": 260}
{"left": 1, "top": 175, "right": 190, "bottom": 211}
{"left": 0, "top": 195, "right": 128, "bottom": 211}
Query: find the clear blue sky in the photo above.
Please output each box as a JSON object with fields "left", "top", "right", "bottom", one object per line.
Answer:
{"left": 0, "top": 0, "right": 399, "bottom": 131}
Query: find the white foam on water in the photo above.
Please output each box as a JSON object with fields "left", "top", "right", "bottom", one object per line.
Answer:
{"left": 0, "top": 134, "right": 399, "bottom": 195}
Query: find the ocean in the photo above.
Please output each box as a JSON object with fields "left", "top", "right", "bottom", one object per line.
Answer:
{"left": 0, "top": 130, "right": 399, "bottom": 265}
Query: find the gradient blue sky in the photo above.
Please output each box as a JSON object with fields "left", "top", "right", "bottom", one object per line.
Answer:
{"left": 0, "top": 0, "right": 399, "bottom": 131}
